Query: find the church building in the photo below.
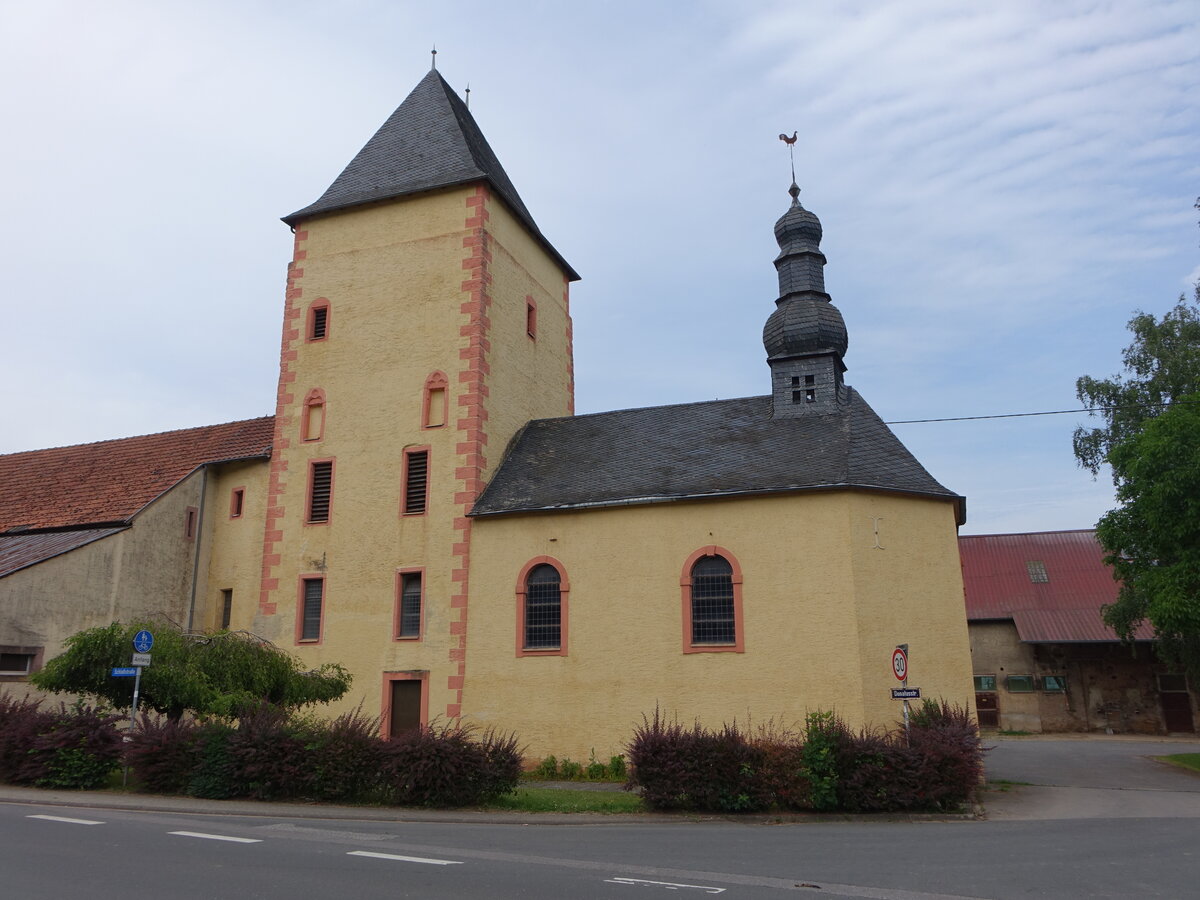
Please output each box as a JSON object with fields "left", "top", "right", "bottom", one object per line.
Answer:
{"left": 1, "top": 68, "right": 974, "bottom": 759}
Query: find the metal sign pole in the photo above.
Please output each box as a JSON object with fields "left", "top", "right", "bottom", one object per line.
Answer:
{"left": 123, "top": 665, "right": 142, "bottom": 788}
{"left": 899, "top": 644, "right": 910, "bottom": 746}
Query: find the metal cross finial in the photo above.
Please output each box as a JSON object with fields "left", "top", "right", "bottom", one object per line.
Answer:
{"left": 431, "top": 45, "right": 437, "bottom": 70}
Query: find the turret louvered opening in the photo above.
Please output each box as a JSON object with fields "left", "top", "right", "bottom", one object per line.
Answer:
{"left": 308, "top": 461, "right": 333, "bottom": 522}
{"left": 403, "top": 450, "right": 428, "bottom": 515}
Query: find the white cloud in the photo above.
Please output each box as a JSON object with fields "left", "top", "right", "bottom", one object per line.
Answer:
{"left": 2, "top": 0, "right": 1196, "bottom": 534}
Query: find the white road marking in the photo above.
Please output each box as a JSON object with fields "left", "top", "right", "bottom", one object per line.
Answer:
{"left": 348, "top": 850, "right": 463, "bottom": 866}
{"left": 606, "top": 876, "right": 725, "bottom": 893}
{"left": 26, "top": 815, "right": 104, "bottom": 826}
{"left": 168, "top": 831, "right": 262, "bottom": 843}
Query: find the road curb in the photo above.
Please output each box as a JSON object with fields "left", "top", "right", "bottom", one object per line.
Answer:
{"left": 0, "top": 784, "right": 979, "bottom": 825}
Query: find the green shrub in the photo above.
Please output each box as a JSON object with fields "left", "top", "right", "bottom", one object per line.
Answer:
{"left": 800, "top": 711, "right": 848, "bottom": 811}
{"left": 531, "top": 754, "right": 559, "bottom": 779}
{"left": 187, "top": 724, "right": 237, "bottom": 799}
{"left": 586, "top": 750, "right": 607, "bottom": 780}
{"left": 607, "top": 755, "right": 626, "bottom": 779}
{"left": 558, "top": 758, "right": 583, "bottom": 780}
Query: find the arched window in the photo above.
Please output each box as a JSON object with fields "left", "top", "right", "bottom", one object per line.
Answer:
{"left": 515, "top": 557, "right": 569, "bottom": 656}
{"left": 681, "top": 546, "right": 744, "bottom": 653}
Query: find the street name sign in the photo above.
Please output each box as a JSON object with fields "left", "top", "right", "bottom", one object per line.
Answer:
{"left": 891, "top": 687, "right": 921, "bottom": 700}
{"left": 111, "top": 667, "right": 137, "bottom": 677}
{"left": 131, "top": 653, "right": 152, "bottom": 667}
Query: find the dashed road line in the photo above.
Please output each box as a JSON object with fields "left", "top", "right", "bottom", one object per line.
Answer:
{"left": 168, "top": 830, "right": 262, "bottom": 843}
{"left": 606, "top": 876, "right": 725, "bottom": 893}
{"left": 347, "top": 850, "right": 463, "bottom": 866}
{"left": 26, "top": 814, "right": 105, "bottom": 826}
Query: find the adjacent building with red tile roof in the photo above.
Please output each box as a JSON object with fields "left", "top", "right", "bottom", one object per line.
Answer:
{"left": 0, "top": 418, "right": 273, "bottom": 688}
{"left": 0, "top": 417, "right": 273, "bottom": 533}
{"left": 960, "top": 530, "right": 1191, "bottom": 734}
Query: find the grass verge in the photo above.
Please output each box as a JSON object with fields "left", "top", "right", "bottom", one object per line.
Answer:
{"left": 485, "top": 786, "right": 645, "bottom": 814}
{"left": 1158, "top": 753, "right": 1200, "bottom": 774}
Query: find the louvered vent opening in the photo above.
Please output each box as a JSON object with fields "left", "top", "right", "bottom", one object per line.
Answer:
{"left": 309, "top": 461, "right": 333, "bottom": 522}
{"left": 404, "top": 451, "right": 428, "bottom": 514}
{"left": 311, "top": 306, "right": 328, "bottom": 340}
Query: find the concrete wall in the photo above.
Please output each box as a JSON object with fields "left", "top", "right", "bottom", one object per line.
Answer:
{"left": 968, "top": 623, "right": 1196, "bottom": 733}
{"left": 0, "top": 471, "right": 207, "bottom": 696}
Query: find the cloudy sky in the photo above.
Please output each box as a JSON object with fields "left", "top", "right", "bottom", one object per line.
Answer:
{"left": 3, "top": 0, "right": 1197, "bottom": 535}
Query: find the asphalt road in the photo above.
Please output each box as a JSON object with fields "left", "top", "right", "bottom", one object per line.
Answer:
{"left": 982, "top": 735, "right": 1200, "bottom": 821}
{"left": 2, "top": 737, "right": 1199, "bottom": 899}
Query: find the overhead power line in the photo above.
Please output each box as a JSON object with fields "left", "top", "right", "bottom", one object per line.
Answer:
{"left": 885, "top": 398, "right": 1200, "bottom": 426}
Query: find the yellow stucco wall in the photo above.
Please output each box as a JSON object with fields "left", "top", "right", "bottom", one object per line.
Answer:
{"left": 465, "top": 490, "right": 973, "bottom": 761}
{"left": 195, "top": 459, "right": 269, "bottom": 633}
{"left": 482, "top": 198, "right": 574, "bottom": 465}
{"left": 255, "top": 185, "right": 574, "bottom": 728}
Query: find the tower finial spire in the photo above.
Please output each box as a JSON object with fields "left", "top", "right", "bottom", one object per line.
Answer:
{"left": 431, "top": 45, "right": 437, "bottom": 70}
{"left": 778, "top": 130, "right": 798, "bottom": 193}
{"left": 464, "top": 82, "right": 470, "bottom": 108}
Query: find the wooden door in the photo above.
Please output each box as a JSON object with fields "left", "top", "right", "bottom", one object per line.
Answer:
{"left": 975, "top": 692, "right": 999, "bottom": 728}
{"left": 388, "top": 679, "right": 423, "bottom": 738}
{"left": 1160, "top": 690, "right": 1195, "bottom": 733}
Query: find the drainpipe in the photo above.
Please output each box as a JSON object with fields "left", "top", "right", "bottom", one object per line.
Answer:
{"left": 186, "top": 466, "right": 209, "bottom": 632}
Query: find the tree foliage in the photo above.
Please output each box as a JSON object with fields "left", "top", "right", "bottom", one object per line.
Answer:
{"left": 1097, "top": 396, "right": 1200, "bottom": 675}
{"left": 1073, "top": 285, "right": 1200, "bottom": 479}
{"left": 30, "top": 623, "right": 352, "bottom": 719}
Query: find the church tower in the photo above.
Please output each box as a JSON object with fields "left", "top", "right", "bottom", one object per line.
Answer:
{"left": 255, "top": 66, "right": 578, "bottom": 730}
{"left": 763, "top": 183, "right": 850, "bottom": 416}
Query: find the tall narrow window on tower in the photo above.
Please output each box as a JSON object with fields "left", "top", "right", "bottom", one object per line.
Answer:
{"left": 396, "top": 570, "right": 423, "bottom": 639}
{"left": 308, "top": 460, "right": 334, "bottom": 523}
{"left": 299, "top": 577, "right": 324, "bottom": 642}
{"left": 307, "top": 299, "right": 330, "bottom": 342}
{"left": 526, "top": 296, "right": 538, "bottom": 339}
{"left": 402, "top": 448, "right": 429, "bottom": 515}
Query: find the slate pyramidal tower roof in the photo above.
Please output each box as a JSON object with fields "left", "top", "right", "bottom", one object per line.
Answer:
{"left": 284, "top": 68, "right": 579, "bottom": 281}
{"left": 473, "top": 185, "right": 965, "bottom": 524}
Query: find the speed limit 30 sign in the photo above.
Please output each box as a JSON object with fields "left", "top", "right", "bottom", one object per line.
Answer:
{"left": 892, "top": 647, "right": 908, "bottom": 682}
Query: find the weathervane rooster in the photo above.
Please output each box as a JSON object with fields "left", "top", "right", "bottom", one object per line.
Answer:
{"left": 779, "top": 131, "right": 798, "bottom": 186}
